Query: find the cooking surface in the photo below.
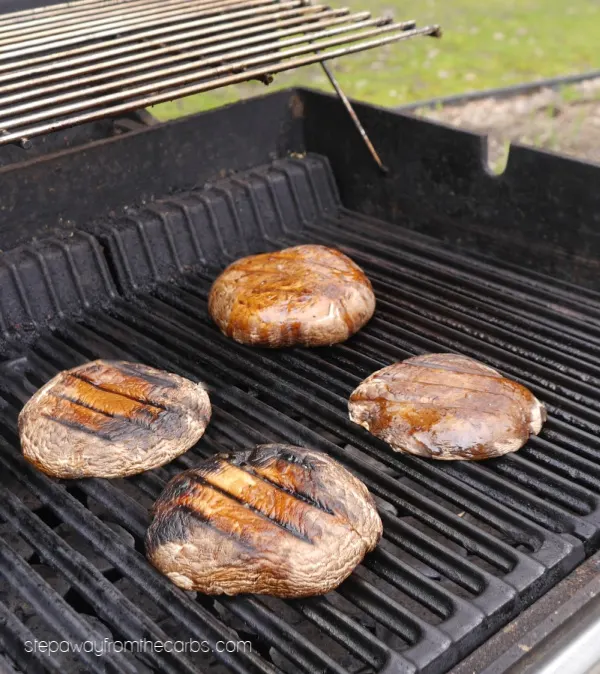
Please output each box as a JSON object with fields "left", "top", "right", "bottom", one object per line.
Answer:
{"left": 0, "top": 153, "right": 599, "bottom": 673}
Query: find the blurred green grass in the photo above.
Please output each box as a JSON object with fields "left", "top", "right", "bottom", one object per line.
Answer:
{"left": 151, "top": 1, "right": 600, "bottom": 120}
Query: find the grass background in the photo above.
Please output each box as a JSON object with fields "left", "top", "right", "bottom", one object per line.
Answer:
{"left": 152, "top": 0, "right": 600, "bottom": 121}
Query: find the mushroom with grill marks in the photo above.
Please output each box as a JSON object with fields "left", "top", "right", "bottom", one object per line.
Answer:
{"left": 348, "top": 353, "right": 546, "bottom": 460}
{"left": 19, "top": 360, "right": 211, "bottom": 479}
{"left": 146, "top": 444, "right": 382, "bottom": 597}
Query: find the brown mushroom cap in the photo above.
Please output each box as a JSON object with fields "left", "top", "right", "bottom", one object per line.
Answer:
{"left": 19, "top": 360, "right": 211, "bottom": 479}
{"left": 348, "top": 353, "right": 546, "bottom": 460}
{"left": 146, "top": 445, "right": 382, "bottom": 597}
{"left": 208, "top": 244, "right": 375, "bottom": 347}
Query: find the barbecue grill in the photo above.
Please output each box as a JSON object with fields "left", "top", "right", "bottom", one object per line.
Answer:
{"left": 2, "top": 2, "right": 600, "bottom": 674}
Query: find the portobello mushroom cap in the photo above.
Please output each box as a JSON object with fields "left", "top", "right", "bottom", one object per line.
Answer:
{"left": 348, "top": 353, "right": 546, "bottom": 460}
{"left": 208, "top": 244, "right": 375, "bottom": 347}
{"left": 19, "top": 360, "right": 211, "bottom": 479}
{"left": 146, "top": 444, "right": 382, "bottom": 597}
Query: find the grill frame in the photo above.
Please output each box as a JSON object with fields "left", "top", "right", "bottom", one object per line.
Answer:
{"left": 1, "top": 88, "right": 599, "bottom": 288}
{"left": 1, "top": 89, "right": 600, "bottom": 674}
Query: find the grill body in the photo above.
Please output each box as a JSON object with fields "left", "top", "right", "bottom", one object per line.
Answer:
{"left": 1, "top": 89, "right": 600, "bottom": 674}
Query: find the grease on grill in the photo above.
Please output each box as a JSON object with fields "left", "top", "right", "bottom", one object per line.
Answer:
{"left": 146, "top": 444, "right": 382, "bottom": 596}
{"left": 208, "top": 244, "right": 375, "bottom": 347}
{"left": 19, "top": 360, "right": 211, "bottom": 479}
{"left": 348, "top": 353, "right": 546, "bottom": 460}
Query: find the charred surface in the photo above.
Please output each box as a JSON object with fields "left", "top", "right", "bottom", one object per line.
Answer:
{"left": 146, "top": 444, "right": 382, "bottom": 597}
{"left": 18, "top": 359, "right": 211, "bottom": 478}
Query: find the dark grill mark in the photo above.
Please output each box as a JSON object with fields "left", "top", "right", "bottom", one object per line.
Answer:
{"left": 109, "top": 361, "right": 179, "bottom": 388}
{"left": 278, "top": 451, "right": 315, "bottom": 470}
{"left": 50, "top": 392, "right": 157, "bottom": 430}
{"left": 41, "top": 413, "right": 118, "bottom": 441}
{"left": 175, "top": 505, "right": 253, "bottom": 549}
{"left": 148, "top": 505, "right": 254, "bottom": 555}
{"left": 152, "top": 478, "right": 193, "bottom": 515}
{"left": 190, "top": 473, "right": 314, "bottom": 544}
{"left": 69, "top": 372, "right": 168, "bottom": 411}
{"left": 238, "top": 463, "right": 334, "bottom": 516}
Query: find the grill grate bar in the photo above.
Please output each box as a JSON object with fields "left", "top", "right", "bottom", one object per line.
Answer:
{"left": 330, "top": 211, "right": 600, "bottom": 333}
{"left": 361, "top": 268, "right": 600, "bottom": 374}
{"left": 293, "top": 597, "right": 388, "bottom": 666}
{"left": 367, "top": 272, "right": 600, "bottom": 370}
{"left": 0, "top": 0, "right": 439, "bottom": 145}
{"left": 0, "top": 0, "right": 185, "bottom": 22}
{"left": 330, "top": 206, "right": 600, "bottom": 316}
{"left": 0, "top": 491, "right": 188, "bottom": 674}
{"left": 0, "top": 22, "right": 434, "bottom": 131}
{"left": 0, "top": 525, "right": 135, "bottom": 674}
{"left": 523, "top": 436, "right": 600, "bottom": 489}
{"left": 0, "top": 598, "right": 64, "bottom": 674}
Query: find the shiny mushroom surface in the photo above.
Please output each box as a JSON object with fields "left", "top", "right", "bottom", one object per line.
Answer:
{"left": 349, "top": 353, "right": 546, "bottom": 460}
{"left": 208, "top": 244, "right": 375, "bottom": 348}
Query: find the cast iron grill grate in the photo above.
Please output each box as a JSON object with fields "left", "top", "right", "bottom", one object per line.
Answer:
{"left": 0, "top": 0, "right": 439, "bottom": 146}
{"left": 0, "top": 154, "right": 599, "bottom": 673}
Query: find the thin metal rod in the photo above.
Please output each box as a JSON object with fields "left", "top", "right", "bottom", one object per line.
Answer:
{"left": 0, "top": 0, "right": 291, "bottom": 60}
{"left": 0, "top": 9, "right": 361, "bottom": 97}
{"left": 301, "top": 0, "right": 405, "bottom": 175}
{"left": 0, "top": 24, "right": 440, "bottom": 144}
{"left": 320, "top": 60, "right": 389, "bottom": 174}
{"left": 0, "top": 22, "right": 430, "bottom": 128}
{"left": 0, "top": 0, "right": 228, "bottom": 36}
{"left": 1, "top": 16, "right": 379, "bottom": 112}
{"left": 0, "top": 0, "right": 247, "bottom": 47}
{"left": 0, "top": 0, "right": 153, "bottom": 22}
{"left": 0, "top": 2, "right": 317, "bottom": 77}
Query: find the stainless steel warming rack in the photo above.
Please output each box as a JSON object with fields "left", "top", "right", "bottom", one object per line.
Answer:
{"left": 0, "top": 0, "right": 440, "bottom": 168}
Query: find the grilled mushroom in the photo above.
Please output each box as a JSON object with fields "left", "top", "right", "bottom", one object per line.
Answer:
{"left": 19, "top": 360, "right": 211, "bottom": 479}
{"left": 146, "top": 444, "right": 382, "bottom": 596}
{"left": 208, "top": 244, "right": 375, "bottom": 347}
{"left": 348, "top": 353, "right": 546, "bottom": 460}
